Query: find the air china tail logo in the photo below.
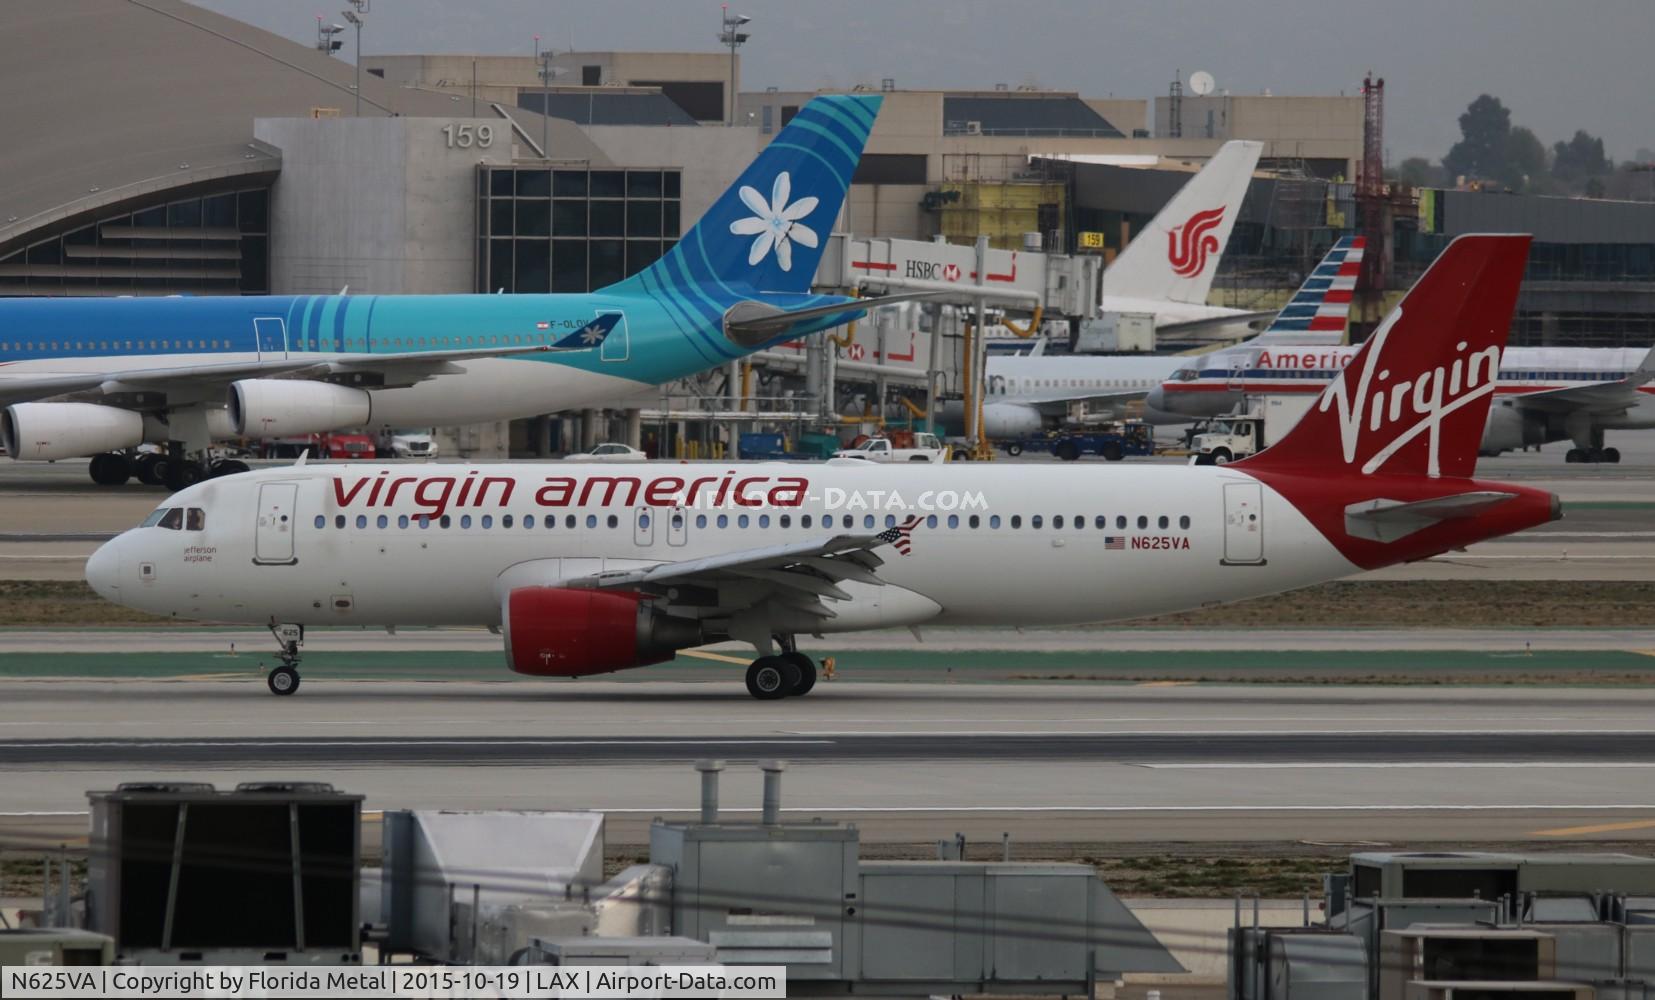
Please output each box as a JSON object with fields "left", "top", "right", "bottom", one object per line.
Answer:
{"left": 1167, "top": 207, "right": 1226, "bottom": 278}
{"left": 730, "top": 171, "right": 819, "bottom": 272}
{"left": 1317, "top": 305, "right": 1501, "bottom": 477}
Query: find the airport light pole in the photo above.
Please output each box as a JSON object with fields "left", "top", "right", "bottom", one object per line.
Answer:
{"left": 718, "top": 5, "right": 750, "bottom": 126}
{"left": 342, "top": 0, "right": 369, "bottom": 116}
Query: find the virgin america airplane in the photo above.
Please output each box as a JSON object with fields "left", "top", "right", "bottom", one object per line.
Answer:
{"left": 86, "top": 235, "right": 1557, "bottom": 699}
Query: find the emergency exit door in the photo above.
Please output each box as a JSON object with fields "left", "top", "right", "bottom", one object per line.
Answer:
{"left": 1221, "top": 482, "right": 1265, "bottom": 565}
{"left": 254, "top": 483, "right": 299, "bottom": 565}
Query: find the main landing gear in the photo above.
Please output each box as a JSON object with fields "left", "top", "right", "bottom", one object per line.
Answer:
{"left": 86, "top": 449, "right": 251, "bottom": 487}
{"left": 265, "top": 623, "right": 305, "bottom": 696}
{"left": 744, "top": 636, "right": 818, "bottom": 700}
{"left": 1565, "top": 446, "right": 1620, "bottom": 464}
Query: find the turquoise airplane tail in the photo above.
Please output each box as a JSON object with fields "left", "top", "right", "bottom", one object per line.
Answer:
{"left": 609, "top": 94, "right": 881, "bottom": 297}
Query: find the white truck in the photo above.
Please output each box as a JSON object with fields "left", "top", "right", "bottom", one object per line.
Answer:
{"left": 377, "top": 429, "right": 438, "bottom": 459}
{"left": 1189, "top": 396, "right": 1315, "bottom": 465}
{"left": 832, "top": 433, "right": 949, "bottom": 464}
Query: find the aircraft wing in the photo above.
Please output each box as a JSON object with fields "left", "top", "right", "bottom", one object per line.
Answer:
{"left": 1506, "top": 350, "right": 1655, "bottom": 413}
{"left": 0, "top": 318, "right": 621, "bottom": 407}
{"left": 1153, "top": 310, "right": 1278, "bottom": 338}
{"left": 722, "top": 291, "right": 949, "bottom": 345}
{"left": 1023, "top": 389, "right": 1152, "bottom": 415}
{"left": 564, "top": 518, "right": 921, "bottom": 611}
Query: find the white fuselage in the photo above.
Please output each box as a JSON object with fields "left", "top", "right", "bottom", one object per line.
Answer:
{"left": 89, "top": 462, "right": 1356, "bottom": 631}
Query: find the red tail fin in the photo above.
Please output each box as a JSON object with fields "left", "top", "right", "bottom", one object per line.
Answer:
{"left": 1238, "top": 234, "right": 1531, "bottom": 479}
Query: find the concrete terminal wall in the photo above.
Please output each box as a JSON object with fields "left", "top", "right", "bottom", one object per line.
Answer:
{"left": 255, "top": 116, "right": 501, "bottom": 295}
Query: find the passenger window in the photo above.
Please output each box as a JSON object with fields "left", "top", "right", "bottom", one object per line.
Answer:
{"left": 378, "top": 515, "right": 389, "bottom": 528}
{"left": 502, "top": 514, "right": 514, "bottom": 528}
{"left": 926, "top": 514, "right": 938, "bottom": 528}
{"left": 969, "top": 514, "right": 979, "bottom": 528}
{"left": 696, "top": 514, "right": 708, "bottom": 528}
{"left": 863, "top": 515, "right": 875, "bottom": 529}
{"left": 780, "top": 514, "right": 791, "bottom": 528}
{"left": 1031, "top": 515, "right": 1042, "bottom": 529}
{"left": 759, "top": 514, "right": 770, "bottom": 528}
{"left": 1010, "top": 515, "right": 1022, "bottom": 529}
{"left": 312, "top": 515, "right": 325, "bottom": 530}
{"left": 418, "top": 515, "right": 431, "bottom": 529}
{"left": 1117, "top": 515, "right": 1127, "bottom": 529}
{"left": 481, "top": 515, "right": 492, "bottom": 529}
{"left": 717, "top": 514, "right": 729, "bottom": 528}
{"left": 461, "top": 515, "right": 472, "bottom": 529}
{"left": 947, "top": 514, "right": 958, "bottom": 528}
{"left": 565, "top": 515, "right": 576, "bottom": 528}
{"left": 639, "top": 513, "right": 651, "bottom": 529}
{"left": 586, "top": 515, "right": 597, "bottom": 528}
{"left": 990, "top": 515, "right": 1002, "bottom": 528}
{"left": 738, "top": 514, "right": 750, "bottom": 528}
{"left": 1180, "top": 515, "right": 1191, "bottom": 529}
{"left": 1074, "top": 515, "right": 1083, "bottom": 530}
{"left": 439, "top": 515, "right": 451, "bottom": 528}
{"left": 1095, "top": 515, "right": 1106, "bottom": 529}
{"left": 884, "top": 515, "right": 896, "bottom": 528}
{"left": 337, "top": 515, "right": 347, "bottom": 529}
{"left": 1137, "top": 515, "right": 1149, "bottom": 529}
{"left": 525, "top": 515, "right": 537, "bottom": 528}
{"left": 800, "top": 514, "right": 810, "bottom": 528}
{"left": 355, "top": 515, "right": 367, "bottom": 529}
{"left": 606, "top": 514, "right": 618, "bottom": 528}
{"left": 1158, "top": 515, "right": 1169, "bottom": 529}
{"left": 398, "top": 515, "right": 410, "bottom": 528}
{"left": 1053, "top": 515, "right": 1064, "bottom": 528}
{"left": 186, "top": 508, "right": 205, "bottom": 531}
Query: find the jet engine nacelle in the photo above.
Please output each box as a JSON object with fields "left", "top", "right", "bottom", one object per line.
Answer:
{"left": 502, "top": 587, "right": 703, "bottom": 677}
{"left": 981, "top": 402, "right": 1046, "bottom": 439}
{"left": 1479, "top": 402, "right": 1556, "bottom": 456}
{"left": 1, "top": 403, "right": 145, "bottom": 461}
{"left": 229, "top": 380, "right": 372, "bottom": 437}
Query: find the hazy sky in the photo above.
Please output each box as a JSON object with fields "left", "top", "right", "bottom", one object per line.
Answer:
{"left": 193, "top": 0, "right": 1654, "bottom": 162}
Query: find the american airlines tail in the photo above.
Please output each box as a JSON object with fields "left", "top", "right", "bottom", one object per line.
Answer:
{"left": 608, "top": 93, "right": 881, "bottom": 297}
{"left": 1251, "top": 236, "right": 1365, "bottom": 346}
{"left": 1102, "top": 139, "right": 1264, "bottom": 307}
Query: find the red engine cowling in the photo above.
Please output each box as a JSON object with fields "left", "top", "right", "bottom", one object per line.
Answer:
{"left": 503, "top": 587, "right": 701, "bottom": 677}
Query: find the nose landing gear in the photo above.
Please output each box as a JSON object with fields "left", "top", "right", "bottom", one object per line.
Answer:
{"left": 265, "top": 622, "right": 304, "bottom": 696}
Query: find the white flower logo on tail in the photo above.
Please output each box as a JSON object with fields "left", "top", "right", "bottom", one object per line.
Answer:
{"left": 729, "top": 172, "right": 818, "bottom": 271}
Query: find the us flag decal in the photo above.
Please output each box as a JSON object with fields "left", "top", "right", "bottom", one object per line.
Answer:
{"left": 1104, "top": 536, "right": 1125, "bottom": 550}
{"left": 877, "top": 515, "right": 923, "bottom": 556}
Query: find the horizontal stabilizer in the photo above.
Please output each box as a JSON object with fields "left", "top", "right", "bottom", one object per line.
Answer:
{"left": 1344, "top": 491, "right": 1519, "bottom": 542}
{"left": 722, "top": 291, "right": 947, "bottom": 347}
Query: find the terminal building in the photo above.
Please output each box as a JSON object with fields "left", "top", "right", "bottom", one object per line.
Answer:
{"left": 3, "top": 0, "right": 1652, "bottom": 455}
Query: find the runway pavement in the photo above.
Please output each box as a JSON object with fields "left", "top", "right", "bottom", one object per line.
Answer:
{"left": 6, "top": 680, "right": 1655, "bottom": 849}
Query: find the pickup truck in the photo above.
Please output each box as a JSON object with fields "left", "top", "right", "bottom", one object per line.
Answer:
{"left": 832, "top": 433, "right": 949, "bottom": 464}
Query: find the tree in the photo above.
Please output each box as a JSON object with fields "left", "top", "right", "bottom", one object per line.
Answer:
{"left": 1503, "top": 126, "right": 1548, "bottom": 190}
{"left": 1444, "top": 94, "right": 1511, "bottom": 182}
{"left": 1396, "top": 156, "right": 1439, "bottom": 187}
{"left": 1553, "top": 129, "right": 1611, "bottom": 181}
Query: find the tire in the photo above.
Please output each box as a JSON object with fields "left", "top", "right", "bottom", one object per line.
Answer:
{"left": 164, "top": 460, "right": 206, "bottom": 491}
{"left": 1604, "top": 447, "right": 1621, "bottom": 464}
{"left": 1192, "top": 453, "right": 1214, "bottom": 466}
{"left": 1054, "top": 441, "right": 1080, "bottom": 462}
{"left": 135, "top": 453, "right": 166, "bottom": 486}
{"left": 952, "top": 448, "right": 973, "bottom": 462}
{"left": 88, "top": 453, "right": 132, "bottom": 486}
{"left": 1101, "top": 442, "right": 1123, "bottom": 462}
{"left": 1565, "top": 448, "right": 1583, "bottom": 464}
{"left": 781, "top": 652, "right": 817, "bottom": 696}
{"left": 1005, "top": 442, "right": 1023, "bottom": 457}
{"left": 745, "top": 657, "right": 789, "bottom": 700}
{"left": 210, "top": 459, "right": 250, "bottom": 477}
{"left": 1211, "top": 448, "right": 1232, "bottom": 466}
{"left": 267, "top": 666, "right": 300, "bottom": 696}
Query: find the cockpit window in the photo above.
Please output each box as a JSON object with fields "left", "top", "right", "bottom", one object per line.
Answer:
{"left": 141, "top": 508, "right": 169, "bottom": 528}
{"left": 186, "top": 508, "right": 205, "bottom": 531}
{"left": 1172, "top": 367, "right": 1199, "bottom": 382}
{"left": 157, "top": 508, "right": 184, "bottom": 530}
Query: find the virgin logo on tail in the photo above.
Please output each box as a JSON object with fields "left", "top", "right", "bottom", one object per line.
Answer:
{"left": 1319, "top": 305, "right": 1501, "bottom": 478}
{"left": 1166, "top": 207, "right": 1226, "bottom": 277}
